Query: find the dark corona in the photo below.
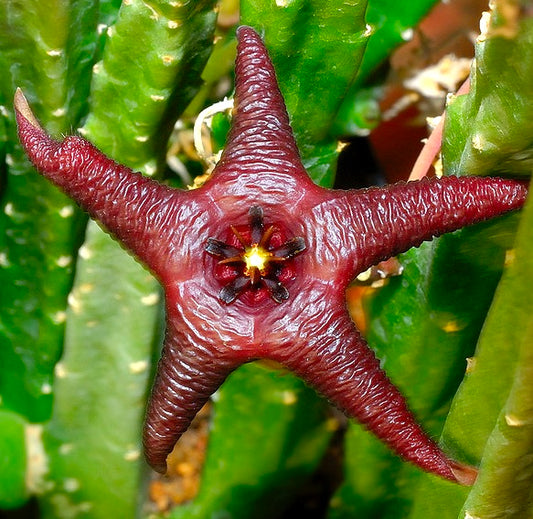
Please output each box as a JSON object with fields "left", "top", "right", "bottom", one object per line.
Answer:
{"left": 206, "top": 206, "right": 306, "bottom": 304}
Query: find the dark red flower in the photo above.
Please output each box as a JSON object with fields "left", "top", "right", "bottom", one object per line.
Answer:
{"left": 15, "top": 26, "right": 527, "bottom": 484}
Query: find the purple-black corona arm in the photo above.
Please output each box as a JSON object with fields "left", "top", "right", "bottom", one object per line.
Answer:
{"left": 15, "top": 26, "right": 527, "bottom": 484}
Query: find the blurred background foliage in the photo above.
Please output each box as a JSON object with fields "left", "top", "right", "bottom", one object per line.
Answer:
{"left": 0, "top": 0, "right": 531, "bottom": 518}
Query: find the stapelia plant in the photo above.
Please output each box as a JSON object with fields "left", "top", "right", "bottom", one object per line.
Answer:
{"left": 1, "top": 1, "right": 532, "bottom": 518}
{"left": 14, "top": 20, "right": 528, "bottom": 483}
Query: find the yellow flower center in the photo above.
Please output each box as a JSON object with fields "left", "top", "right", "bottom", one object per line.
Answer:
{"left": 243, "top": 245, "right": 271, "bottom": 276}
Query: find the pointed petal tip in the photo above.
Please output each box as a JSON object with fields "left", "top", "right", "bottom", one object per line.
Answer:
{"left": 152, "top": 462, "right": 168, "bottom": 475}
{"left": 236, "top": 25, "right": 259, "bottom": 40}
{"left": 13, "top": 88, "right": 42, "bottom": 130}
{"left": 449, "top": 460, "right": 478, "bottom": 486}
{"left": 143, "top": 433, "right": 170, "bottom": 474}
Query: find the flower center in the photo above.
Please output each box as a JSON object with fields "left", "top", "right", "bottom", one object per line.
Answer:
{"left": 243, "top": 245, "right": 271, "bottom": 276}
{"left": 205, "top": 206, "right": 306, "bottom": 304}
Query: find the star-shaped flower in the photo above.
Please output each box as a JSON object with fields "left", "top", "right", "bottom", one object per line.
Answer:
{"left": 15, "top": 26, "right": 527, "bottom": 484}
